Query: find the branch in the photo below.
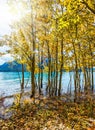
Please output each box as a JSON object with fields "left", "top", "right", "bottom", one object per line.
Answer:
{"left": 82, "top": 0, "right": 95, "bottom": 14}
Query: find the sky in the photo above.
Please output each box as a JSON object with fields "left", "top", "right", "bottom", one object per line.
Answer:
{"left": 0, "top": 0, "right": 14, "bottom": 65}
{"left": 0, "top": 45, "right": 13, "bottom": 65}
{"left": 0, "top": 0, "right": 28, "bottom": 65}
{"left": 0, "top": 0, "right": 12, "bottom": 36}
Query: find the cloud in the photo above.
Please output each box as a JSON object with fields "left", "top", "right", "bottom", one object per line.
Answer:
{"left": 0, "top": 45, "right": 10, "bottom": 53}
{"left": 0, "top": 54, "right": 14, "bottom": 65}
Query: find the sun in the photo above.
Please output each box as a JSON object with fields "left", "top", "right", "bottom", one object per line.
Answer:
{"left": 0, "top": 1, "right": 26, "bottom": 35}
{"left": 0, "top": 2, "right": 25, "bottom": 25}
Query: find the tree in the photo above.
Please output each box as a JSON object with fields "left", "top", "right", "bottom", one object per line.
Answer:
{"left": 5, "top": 0, "right": 95, "bottom": 100}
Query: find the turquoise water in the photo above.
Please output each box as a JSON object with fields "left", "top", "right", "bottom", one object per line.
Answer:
{"left": 0, "top": 72, "right": 94, "bottom": 97}
{"left": 0, "top": 72, "right": 73, "bottom": 97}
{"left": 0, "top": 72, "right": 31, "bottom": 97}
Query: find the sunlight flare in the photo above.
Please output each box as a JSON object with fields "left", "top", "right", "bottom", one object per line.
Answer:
{"left": 0, "top": 1, "right": 26, "bottom": 29}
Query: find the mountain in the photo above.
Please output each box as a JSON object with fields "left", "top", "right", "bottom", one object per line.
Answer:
{"left": 0, "top": 61, "right": 26, "bottom": 72}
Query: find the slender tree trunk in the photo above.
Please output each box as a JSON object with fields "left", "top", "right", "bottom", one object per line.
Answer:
{"left": 31, "top": 53, "right": 35, "bottom": 97}
{"left": 38, "top": 45, "right": 41, "bottom": 94}
{"left": 31, "top": 23, "right": 36, "bottom": 97}
{"left": 55, "top": 19, "right": 58, "bottom": 96}
{"left": 72, "top": 40, "right": 78, "bottom": 102}
{"left": 41, "top": 50, "right": 43, "bottom": 89}
{"left": 88, "top": 41, "right": 94, "bottom": 93}
{"left": 58, "top": 6, "right": 64, "bottom": 96}
{"left": 47, "top": 42, "right": 51, "bottom": 96}
{"left": 91, "top": 67, "right": 94, "bottom": 93}
{"left": 58, "top": 38, "right": 63, "bottom": 96}
{"left": 21, "top": 63, "right": 24, "bottom": 92}
{"left": 30, "top": 0, "right": 36, "bottom": 97}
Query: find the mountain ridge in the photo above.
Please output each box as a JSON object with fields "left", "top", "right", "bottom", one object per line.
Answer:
{"left": 0, "top": 61, "right": 26, "bottom": 72}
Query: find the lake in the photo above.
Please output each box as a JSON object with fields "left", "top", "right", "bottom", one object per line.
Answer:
{"left": 0, "top": 72, "right": 95, "bottom": 97}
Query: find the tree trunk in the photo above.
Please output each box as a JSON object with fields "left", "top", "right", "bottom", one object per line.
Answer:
{"left": 58, "top": 38, "right": 63, "bottom": 96}
{"left": 21, "top": 64, "right": 24, "bottom": 92}
{"left": 55, "top": 19, "right": 58, "bottom": 96}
